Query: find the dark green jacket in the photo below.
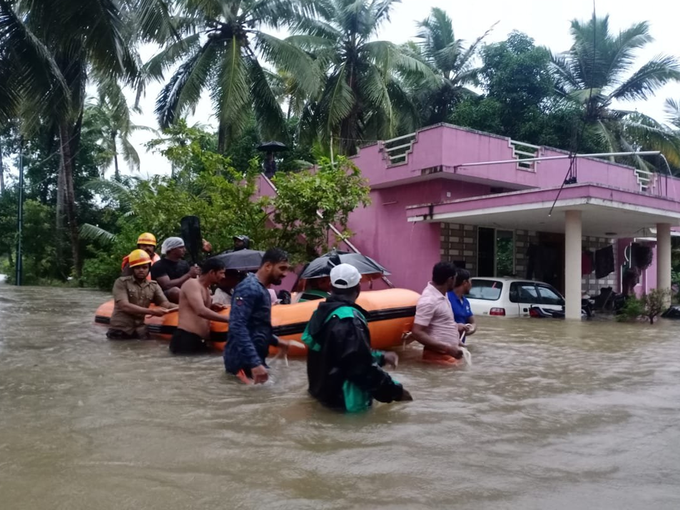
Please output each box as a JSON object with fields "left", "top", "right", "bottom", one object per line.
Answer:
{"left": 302, "top": 295, "right": 404, "bottom": 412}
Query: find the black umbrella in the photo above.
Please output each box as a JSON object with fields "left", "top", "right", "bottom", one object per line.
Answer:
{"left": 257, "top": 141, "right": 288, "bottom": 153}
{"left": 299, "top": 251, "right": 390, "bottom": 280}
{"left": 212, "top": 249, "right": 264, "bottom": 271}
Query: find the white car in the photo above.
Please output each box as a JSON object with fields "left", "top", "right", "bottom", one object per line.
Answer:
{"left": 467, "top": 277, "right": 565, "bottom": 317}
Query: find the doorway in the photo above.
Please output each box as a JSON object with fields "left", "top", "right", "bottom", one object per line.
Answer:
{"left": 478, "top": 227, "right": 515, "bottom": 277}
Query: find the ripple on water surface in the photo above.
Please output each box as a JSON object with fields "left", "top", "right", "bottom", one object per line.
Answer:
{"left": 1, "top": 285, "right": 679, "bottom": 510}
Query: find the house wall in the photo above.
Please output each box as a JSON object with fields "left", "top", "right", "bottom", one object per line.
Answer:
{"left": 581, "top": 237, "right": 618, "bottom": 296}
{"left": 440, "top": 223, "right": 479, "bottom": 274}
{"left": 348, "top": 182, "right": 435, "bottom": 291}
{"left": 352, "top": 124, "right": 680, "bottom": 199}
{"left": 515, "top": 230, "right": 540, "bottom": 277}
{"left": 439, "top": 226, "right": 619, "bottom": 296}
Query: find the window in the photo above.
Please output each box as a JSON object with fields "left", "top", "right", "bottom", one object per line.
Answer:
{"left": 496, "top": 230, "right": 515, "bottom": 277}
{"left": 509, "top": 282, "right": 539, "bottom": 303}
{"left": 537, "top": 285, "right": 564, "bottom": 305}
{"left": 469, "top": 279, "right": 503, "bottom": 301}
{"left": 478, "top": 228, "right": 515, "bottom": 277}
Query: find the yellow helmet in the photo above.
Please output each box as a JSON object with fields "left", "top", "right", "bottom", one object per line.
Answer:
{"left": 137, "top": 232, "right": 157, "bottom": 247}
{"left": 128, "top": 249, "right": 152, "bottom": 268}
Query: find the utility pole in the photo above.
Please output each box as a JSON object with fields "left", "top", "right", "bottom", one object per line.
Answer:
{"left": 15, "top": 139, "right": 24, "bottom": 286}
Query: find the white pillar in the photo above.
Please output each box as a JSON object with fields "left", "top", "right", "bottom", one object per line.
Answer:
{"left": 564, "top": 210, "right": 582, "bottom": 320}
{"left": 656, "top": 223, "right": 671, "bottom": 301}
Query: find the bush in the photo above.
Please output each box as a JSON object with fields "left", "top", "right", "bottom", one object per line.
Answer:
{"left": 81, "top": 250, "right": 122, "bottom": 290}
{"left": 616, "top": 296, "right": 646, "bottom": 322}
{"left": 616, "top": 289, "right": 672, "bottom": 324}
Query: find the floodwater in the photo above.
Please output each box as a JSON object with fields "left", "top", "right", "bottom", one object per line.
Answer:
{"left": 1, "top": 285, "right": 679, "bottom": 510}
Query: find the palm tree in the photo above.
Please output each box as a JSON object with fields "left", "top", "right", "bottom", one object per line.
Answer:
{"left": 1, "top": 0, "right": 141, "bottom": 277}
{"left": 290, "top": 0, "right": 433, "bottom": 155}
{"left": 83, "top": 92, "right": 150, "bottom": 180}
{"left": 150, "top": 0, "right": 322, "bottom": 153}
{"left": 666, "top": 99, "right": 680, "bottom": 129}
{"left": 411, "top": 8, "right": 494, "bottom": 126}
{"left": 551, "top": 14, "right": 680, "bottom": 167}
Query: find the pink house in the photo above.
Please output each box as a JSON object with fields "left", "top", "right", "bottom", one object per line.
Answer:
{"left": 341, "top": 124, "right": 680, "bottom": 319}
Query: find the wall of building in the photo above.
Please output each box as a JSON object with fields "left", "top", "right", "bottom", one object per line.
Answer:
{"left": 440, "top": 223, "right": 479, "bottom": 274}
{"left": 439, "top": 226, "right": 620, "bottom": 297}
{"left": 347, "top": 181, "right": 439, "bottom": 291}
{"left": 581, "top": 237, "right": 618, "bottom": 296}
{"left": 352, "top": 124, "right": 680, "bottom": 198}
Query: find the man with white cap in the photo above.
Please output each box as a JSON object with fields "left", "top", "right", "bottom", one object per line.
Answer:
{"left": 301, "top": 263, "right": 412, "bottom": 412}
{"left": 150, "top": 237, "right": 200, "bottom": 303}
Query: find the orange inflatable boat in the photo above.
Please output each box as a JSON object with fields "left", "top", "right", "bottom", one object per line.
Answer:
{"left": 94, "top": 288, "right": 419, "bottom": 356}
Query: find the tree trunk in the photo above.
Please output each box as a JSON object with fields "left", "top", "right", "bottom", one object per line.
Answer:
{"left": 58, "top": 121, "right": 81, "bottom": 278}
{"left": 217, "top": 121, "right": 227, "bottom": 154}
{"left": 112, "top": 133, "right": 120, "bottom": 180}
{"left": 56, "top": 157, "right": 67, "bottom": 278}
{"left": 0, "top": 137, "right": 5, "bottom": 194}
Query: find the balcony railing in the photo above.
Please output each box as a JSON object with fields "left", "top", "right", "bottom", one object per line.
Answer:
{"left": 383, "top": 132, "right": 417, "bottom": 166}
{"left": 509, "top": 139, "right": 541, "bottom": 171}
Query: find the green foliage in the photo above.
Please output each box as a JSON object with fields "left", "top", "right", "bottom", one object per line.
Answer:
{"left": 77, "top": 127, "right": 370, "bottom": 288}
{"left": 616, "top": 296, "right": 646, "bottom": 322}
{"left": 151, "top": 0, "right": 322, "bottom": 151}
{"left": 451, "top": 32, "right": 607, "bottom": 153}
{"left": 409, "top": 8, "right": 492, "bottom": 126}
{"left": 3, "top": 4, "right": 680, "bottom": 289}
{"left": 1, "top": 198, "right": 62, "bottom": 284}
{"left": 293, "top": 0, "right": 433, "bottom": 155}
{"left": 617, "top": 289, "right": 671, "bottom": 324}
{"left": 552, "top": 14, "right": 680, "bottom": 169}
{"left": 81, "top": 249, "right": 124, "bottom": 291}
{"left": 269, "top": 157, "right": 371, "bottom": 260}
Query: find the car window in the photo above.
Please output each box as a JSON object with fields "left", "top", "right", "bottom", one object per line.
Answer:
{"left": 510, "top": 282, "right": 539, "bottom": 303}
{"left": 469, "top": 280, "right": 503, "bottom": 301}
{"left": 537, "top": 285, "right": 564, "bottom": 305}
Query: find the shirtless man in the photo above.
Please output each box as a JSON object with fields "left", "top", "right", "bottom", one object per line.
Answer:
{"left": 169, "top": 258, "right": 229, "bottom": 355}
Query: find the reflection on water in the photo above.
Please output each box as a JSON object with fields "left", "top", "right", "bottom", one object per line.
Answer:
{"left": 1, "top": 285, "right": 679, "bottom": 509}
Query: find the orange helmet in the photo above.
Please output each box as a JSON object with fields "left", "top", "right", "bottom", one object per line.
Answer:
{"left": 137, "top": 232, "right": 157, "bottom": 247}
{"left": 128, "top": 249, "right": 152, "bottom": 268}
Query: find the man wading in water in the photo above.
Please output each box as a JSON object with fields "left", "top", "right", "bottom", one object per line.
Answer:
{"left": 170, "top": 258, "right": 229, "bottom": 355}
{"left": 107, "top": 250, "right": 176, "bottom": 340}
{"left": 411, "top": 262, "right": 464, "bottom": 363}
{"left": 302, "top": 264, "right": 412, "bottom": 412}
{"left": 223, "top": 248, "right": 292, "bottom": 384}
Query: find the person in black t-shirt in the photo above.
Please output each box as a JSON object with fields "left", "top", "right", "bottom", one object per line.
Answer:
{"left": 150, "top": 237, "right": 200, "bottom": 303}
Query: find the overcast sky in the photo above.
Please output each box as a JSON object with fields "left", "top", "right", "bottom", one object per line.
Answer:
{"left": 123, "top": 0, "right": 680, "bottom": 178}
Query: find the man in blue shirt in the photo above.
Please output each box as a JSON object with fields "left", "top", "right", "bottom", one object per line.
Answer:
{"left": 447, "top": 269, "right": 477, "bottom": 343}
{"left": 223, "top": 248, "right": 292, "bottom": 384}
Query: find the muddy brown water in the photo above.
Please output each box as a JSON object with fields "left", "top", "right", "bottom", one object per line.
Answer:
{"left": 1, "top": 285, "right": 679, "bottom": 509}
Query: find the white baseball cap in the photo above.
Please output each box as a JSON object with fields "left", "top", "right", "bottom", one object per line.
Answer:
{"left": 330, "top": 263, "right": 361, "bottom": 289}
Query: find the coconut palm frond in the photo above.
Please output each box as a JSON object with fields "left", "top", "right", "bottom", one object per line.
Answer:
{"left": 253, "top": 31, "right": 322, "bottom": 96}
{"left": 155, "top": 38, "right": 217, "bottom": 128}
{"left": 248, "top": 57, "right": 287, "bottom": 142}
{"left": 665, "top": 98, "right": 680, "bottom": 129}
{"left": 80, "top": 223, "right": 117, "bottom": 243}
{"left": 608, "top": 55, "right": 680, "bottom": 103}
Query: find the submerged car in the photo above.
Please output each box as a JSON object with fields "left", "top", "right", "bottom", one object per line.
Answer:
{"left": 467, "top": 277, "right": 565, "bottom": 317}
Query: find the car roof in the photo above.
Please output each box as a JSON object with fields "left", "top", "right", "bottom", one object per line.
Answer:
{"left": 470, "top": 277, "right": 546, "bottom": 284}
